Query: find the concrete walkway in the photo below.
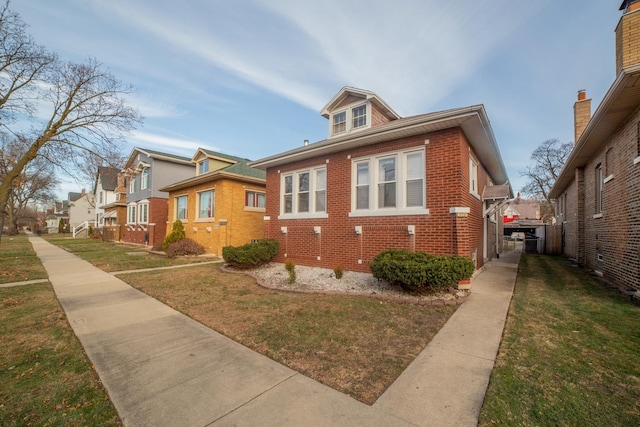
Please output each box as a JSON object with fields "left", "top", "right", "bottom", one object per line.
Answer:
{"left": 28, "top": 235, "right": 519, "bottom": 426}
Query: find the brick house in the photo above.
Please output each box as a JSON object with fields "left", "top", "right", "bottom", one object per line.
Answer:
{"left": 251, "top": 87, "right": 511, "bottom": 277}
{"left": 159, "top": 148, "right": 266, "bottom": 255}
{"left": 550, "top": 1, "right": 640, "bottom": 291}
{"left": 122, "top": 147, "right": 194, "bottom": 248}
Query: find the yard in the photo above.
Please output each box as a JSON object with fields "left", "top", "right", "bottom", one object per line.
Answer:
{"left": 479, "top": 255, "right": 640, "bottom": 426}
{"left": 3, "top": 235, "right": 639, "bottom": 424}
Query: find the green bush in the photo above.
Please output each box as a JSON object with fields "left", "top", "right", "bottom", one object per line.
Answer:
{"left": 285, "top": 260, "right": 296, "bottom": 284}
{"left": 370, "top": 249, "right": 474, "bottom": 291}
{"left": 166, "top": 238, "right": 205, "bottom": 258}
{"left": 222, "top": 238, "right": 279, "bottom": 269}
{"left": 162, "top": 220, "right": 186, "bottom": 250}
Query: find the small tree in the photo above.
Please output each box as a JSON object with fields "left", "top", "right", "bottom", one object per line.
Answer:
{"left": 162, "top": 220, "right": 186, "bottom": 250}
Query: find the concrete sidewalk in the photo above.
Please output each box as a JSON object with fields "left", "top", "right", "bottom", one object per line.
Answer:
{"left": 28, "top": 235, "right": 519, "bottom": 426}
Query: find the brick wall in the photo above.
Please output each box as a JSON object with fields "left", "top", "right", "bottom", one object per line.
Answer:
{"left": 165, "top": 178, "right": 265, "bottom": 255}
{"left": 122, "top": 198, "right": 167, "bottom": 248}
{"left": 264, "top": 127, "right": 491, "bottom": 273}
{"left": 616, "top": 8, "right": 640, "bottom": 74}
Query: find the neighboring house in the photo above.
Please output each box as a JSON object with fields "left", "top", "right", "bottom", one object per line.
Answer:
{"left": 159, "top": 148, "right": 266, "bottom": 255}
{"left": 503, "top": 195, "right": 541, "bottom": 224}
{"left": 100, "top": 172, "right": 128, "bottom": 241}
{"left": 122, "top": 147, "right": 194, "bottom": 247}
{"left": 94, "top": 166, "right": 120, "bottom": 227}
{"left": 251, "top": 87, "right": 511, "bottom": 277}
{"left": 67, "top": 190, "right": 95, "bottom": 228}
{"left": 549, "top": 1, "right": 640, "bottom": 291}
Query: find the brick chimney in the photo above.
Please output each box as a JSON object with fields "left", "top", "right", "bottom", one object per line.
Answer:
{"left": 574, "top": 90, "right": 591, "bottom": 143}
{"left": 616, "top": 0, "right": 640, "bottom": 75}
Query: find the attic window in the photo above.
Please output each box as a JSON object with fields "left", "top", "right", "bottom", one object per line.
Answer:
{"left": 333, "top": 111, "right": 346, "bottom": 134}
{"left": 198, "top": 159, "right": 209, "bottom": 175}
{"left": 330, "top": 103, "right": 370, "bottom": 136}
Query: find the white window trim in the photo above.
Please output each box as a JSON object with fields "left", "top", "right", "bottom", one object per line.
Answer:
{"left": 278, "top": 166, "right": 329, "bottom": 220}
{"left": 469, "top": 156, "right": 480, "bottom": 199}
{"left": 138, "top": 200, "right": 149, "bottom": 224}
{"left": 140, "top": 170, "right": 149, "bottom": 190}
{"left": 198, "top": 159, "right": 209, "bottom": 175}
{"left": 195, "top": 189, "right": 215, "bottom": 222}
{"left": 126, "top": 202, "right": 137, "bottom": 225}
{"left": 329, "top": 102, "right": 371, "bottom": 137}
{"left": 348, "top": 147, "right": 429, "bottom": 217}
{"left": 175, "top": 194, "right": 188, "bottom": 222}
{"left": 129, "top": 176, "right": 136, "bottom": 194}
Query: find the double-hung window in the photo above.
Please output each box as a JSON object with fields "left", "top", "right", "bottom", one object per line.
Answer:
{"left": 127, "top": 203, "right": 136, "bottom": 224}
{"left": 333, "top": 111, "right": 346, "bottom": 134}
{"left": 141, "top": 170, "right": 149, "bottom": 190}
{"left": 352, "top": 104, "right": 367, "bottom": 129}
{"left": 197, "top": 190, "right": 214, "bottom": 219}
{"left": 245, "top": 190, "right": 266, "bottom": 209}
{"left": 129, "top": 176, "right": 136, "bottom": 193}
{"left": 280, "top": 166, "right": 328, "bottom": 218}
{"left": 176, "top": 195, "right": 188, "bottom": 221}
{"left": 350, "top": 148, "right": 427, "bottom": 216}
{"left": 138, "top": 202, "right": 149, "bottom": 224}
{"left": 198, "top": 159, "right": 209, "bottom": 175}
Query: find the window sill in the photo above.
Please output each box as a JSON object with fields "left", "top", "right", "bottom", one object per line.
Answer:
{"left": 470, "top": 192, "right": 481, "bottom": 200}
{"left": 603, "top": 174, "right": 614, "bottom": 184}
{"left": 348, "top": 208, "right": 430, "bottom": 217}
{"left": 278, "top": 212, "right": 329, "bottom": 220}
{"left": 194, "top": 218, "right": 214, "bottom": 223}
{"left": 634, "top": 156, "right": 640, "bottom": 165}
{"left": 245, "top": 207, "right": 266, "bottom": 213}
{"left": 593, "top": 213, "right": 603, "bottom": 219}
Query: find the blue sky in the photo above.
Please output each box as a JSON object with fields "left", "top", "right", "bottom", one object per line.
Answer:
{"left": 11, "top": 0, "right": 622, "bottom": 198}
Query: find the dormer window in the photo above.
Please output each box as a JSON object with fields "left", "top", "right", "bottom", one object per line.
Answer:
{"left": 330, "top": 103, "right": 370, "bottom": 137}
{"left": 198, "top": 159, "right": 209, "bottom": 175}
{"left": 333, "top": 112, "right": 346, "bottom": 134}
{"left": 352, "top": 104, "right": 367, "bottom": 128}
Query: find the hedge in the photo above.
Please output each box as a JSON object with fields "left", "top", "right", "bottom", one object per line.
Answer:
{"left": 222, "top": 239, "right": 279, "bottom": 269}
{"left": 370, "top": 248, "right": 474, "bottom": 291}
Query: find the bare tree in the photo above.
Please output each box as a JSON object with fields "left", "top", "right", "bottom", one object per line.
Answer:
{"left": 520, "top": 138, "right": 572, "bottom": 208}
{"left": 2, "top": 145, "right": 58, "bottom": 233}
{"left": 0, "top": 2, "right": 142, "bottom": 242}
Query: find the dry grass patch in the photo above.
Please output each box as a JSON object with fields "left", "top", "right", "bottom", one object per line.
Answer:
{"left": 120, "top": 266, "right": 457, "bottom": 404}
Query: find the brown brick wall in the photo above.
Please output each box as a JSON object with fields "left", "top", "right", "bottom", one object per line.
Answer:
{"left": 616, "top": 8, "right": 640, "bottom": 74}
{"left": 264, "top": 127, "right": 491, "bottom": 273}
{"left": 558, "top": 107, "right": 640, "bottom": 291}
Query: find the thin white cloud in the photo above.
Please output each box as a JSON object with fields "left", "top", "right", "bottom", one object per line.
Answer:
{"left": 129, "top": 130, "right": 213, "bottom": 156}
{"left": 126, "top": 94, "right": 186, "bottom": 119}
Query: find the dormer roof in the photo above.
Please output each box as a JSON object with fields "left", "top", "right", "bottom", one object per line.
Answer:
{"left": 320, "top": 86, "right": 400, "bottom": 121}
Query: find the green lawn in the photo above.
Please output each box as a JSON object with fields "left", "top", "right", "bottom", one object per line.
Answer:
{"left": 479, "top": 254, "right": 640, "bottom": 426}
{"left": 45, "top": 236, "right": 217, "bottom": 271}
{"left": 0, "top": 234, "right": 48, "bottom": 284}
{"left": 0, "top": 233, "right": 121, "bottom": 425}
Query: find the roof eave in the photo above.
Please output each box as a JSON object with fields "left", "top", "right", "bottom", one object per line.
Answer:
{"left": 159, "top": 170, "right": 265, "bottom": 193}
{"left": 550, "top": 64, "right": 640, "bottom": 198}
{"left": 251, "top": 105, "right": 510, "bottom": 187}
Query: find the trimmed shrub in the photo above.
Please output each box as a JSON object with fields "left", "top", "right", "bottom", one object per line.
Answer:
{"left": 165, "top": 238, "right": 205, "bottom": 258}
{"left": 370, "top": 249, "right": 474, "bottom": 291}
{"left": 222, "top": 239, "right": 279, "bottom": 269}
{"left": 163, "top": 220, "right": 186, "bottom": 250}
